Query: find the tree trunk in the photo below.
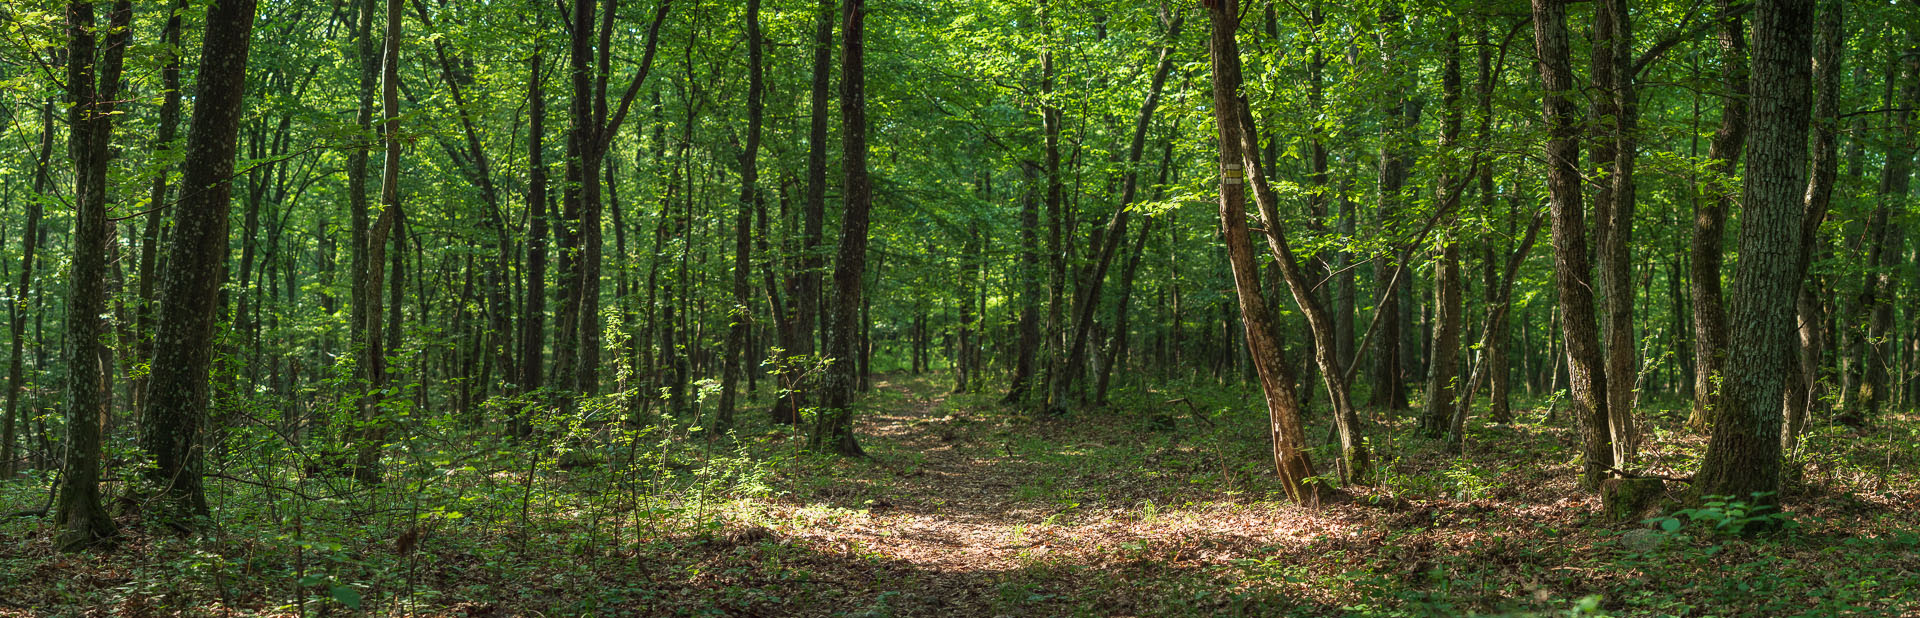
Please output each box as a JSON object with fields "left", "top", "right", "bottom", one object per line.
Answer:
{"left": 1784, "top": 0, "right": 1843, "bottom": 455}
{"left": 777, "top": 0, "right": 834, "bottom": 424}
{"left": 1040, "top": 0, "right": 1067, "bottom": 413}
{"left": 140, "top": 0, "right": 256, "bottom": 530}
{"left": 1593, "top": 0, "right": 1639, "bottom": 464}
{"left": 1207, "top": 0, "right": 1322, "bottom": 505}
{"left": 133, "top": 0, "right": 189, "bottom": 421}
{"left": 1689, "top": 0, "right": 1748, "bottom": 431}
{"left": 2, "top": 99, "right": 54, "bottom": 479}
{"left": 518, "top": 41, "right": 548, "bottom": 437}
{"left": 1420, "top": 29, "right": 1464, "bottom": 440}
{"left": 1693, "top": 0, "right": 1814, "bottom": 512}
{"left": 1370, "top": 2, "right": 1410, "bottom": 411}
{"left": 1530, "top": 0, "right": 1614, "bottom": 491}
{"left": 352, "top": 0, "right": 403, "bottom": 484}
{"left": 718, "top": 0, "right": 763, "bottom": 437}
{"left": 1003, "top": 165, "right": 1043, "bottom": 405}
{"left": 813, "top": 0, "right": 867, "bottom": 457}
{"left": 56, "top": 0, "right": 132, "bottom": 550}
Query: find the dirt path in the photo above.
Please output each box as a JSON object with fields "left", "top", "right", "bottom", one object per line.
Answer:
{"left": 748, "top": 376, "right": 1355, "bottom": 615}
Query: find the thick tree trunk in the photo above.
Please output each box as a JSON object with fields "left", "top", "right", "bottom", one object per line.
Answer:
{"left": 1689, "top": 0, "right": 1748, "bottom": 431}
{"left": 140, "top": 0, "right": 256, "bottom": 529}
{"left": 1530, "top": 0, "right": 1614, "bottom": 491}
{"left": 1694, "top": 0, "right": 1814, "bottom": 511}
{"left": 813, "top": 0, "right": 867, "bottom": 457}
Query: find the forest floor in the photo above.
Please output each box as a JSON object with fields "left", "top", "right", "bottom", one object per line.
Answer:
{"left": 4, "top": 373, "right": 1920, "bottom": 617}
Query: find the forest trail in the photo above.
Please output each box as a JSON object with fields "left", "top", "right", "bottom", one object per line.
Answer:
{"left": 747, "top": 374, "right": 1364, "bottom": 614}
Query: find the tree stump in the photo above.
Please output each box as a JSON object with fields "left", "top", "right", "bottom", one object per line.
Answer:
{"left": 1601, "top": 477, "right": 1667, "bottom": 522}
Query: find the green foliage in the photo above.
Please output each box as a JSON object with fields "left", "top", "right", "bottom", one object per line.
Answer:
{"left": 1644, "top": 493, "right": 1796, "bottom": 538}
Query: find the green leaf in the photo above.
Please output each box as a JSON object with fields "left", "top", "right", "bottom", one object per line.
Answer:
{"left": 331, "top": 585, "right": 362, "bottom": 609}
{"left": 1660, "top": 518, "right": 1682, "bottom": 532}
{"left": 298, "top": 574, "right": 327, "bottom": 587}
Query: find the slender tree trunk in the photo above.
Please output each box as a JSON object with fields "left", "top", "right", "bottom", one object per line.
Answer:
{"left": 812, "top": 0, "right": 867, "bottom": 457}
{"left": 56, "top": 0, "right": 132, "bottom": 550}
{"left": 1530, "top": 0, "right": 1614, "bottom": 491}
{"left": 1059, "top": 13, "right": 1184, "bottom": 407}
{"left": 140, "top": 0, "right": 256, "bottom": 529}
{"left": 1097, "top": 135, "right": 1177, "bottom": 405}
{"left": 1784, "top": 0, "right": 1843, "bottom": 454}
{"left": 1593, "top": 0, "right": 1639, "bottom": 464}
{"left": 1421, "top": 29, "right": 1464, "bottom": 440}
{"left": 718, "top": 0, "right": 763, "bottom": 436}
{"left": 518, "top": 40, "right": 548, "bottom": 437}
{"left": 1689, "top": 0, "right": 1748, "bottom": 431}
{"left": 2, "top": 100, "right": 54, "bottom": 478}
{"left": 1370, "top": 2, "right": 1410, "bottom": 411}
{"left": 1039, "top": 0, "right": 1068, "bottom": 412}
{"left": 1003, "top": 166, "right": 1042, "bottom": 405}
{"left": 1851, "top": 45, "right": 1918, "bottom": 425}
{"left": 776, "top": 0, "right": 833, "bottom": 424}
{"left": 353, "top": 0, "right": 402, "bottom": 484}
{"left": 1208, "top": 0, "right": 1322, "bottom": 504}
{"left": 1694, "top": 0, "right": 1814, "bottom": 512}
{"left": 133, "top": 0, "right": 189, "bottom": 420}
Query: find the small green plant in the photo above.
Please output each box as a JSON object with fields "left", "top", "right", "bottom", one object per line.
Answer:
{"left": 1643, "top": 492, "right": 1793, "bottom": 537}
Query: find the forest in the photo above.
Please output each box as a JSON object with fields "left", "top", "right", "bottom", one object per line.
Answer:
{"left": 0, "top": 0, "right": 1917, "bottom": 615}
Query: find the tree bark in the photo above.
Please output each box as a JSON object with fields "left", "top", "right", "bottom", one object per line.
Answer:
{"left": 140, "top": 0, "right": 256, "bottom": 529}
{"left": 518, "top": 36, "right": 548, "bottom": 437}
{"left": 813, "top": 0, "right": 867, "bottom": 457}
{"left": 1593, "top": 0, "right": 1639, "bottom": 464}
{"left": 1694, "top": 0, "right": 1814, "bottom": 512}
{"left": 1530, "top": 0, "right": 1614, "bottom": 491}
{"left": 776, "top": 0, "right": 834, "bottom": 424}
{"left": 56, "top": 0, "right": 132, "bottom": 550}
{"left": 719, "top": 0, "right": 764, "bottom": 436}
{"left": 1420, "top": 29, "right": 1464, "bottom": 440}
{"left": 1207, "top": 0, "right": 1321, "bottom": 505}
{"left": 1689, "top": 0, "right": 1747, "bottom": 431}
{"left": 1370, "top": 2, "right": 1410, "bottom": 411}
{"left": 1784, "top": 0, "right": 1843, "bottom": 454}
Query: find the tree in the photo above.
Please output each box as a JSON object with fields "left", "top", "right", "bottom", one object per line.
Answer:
{"left": 718, "top": 0, "right": 765, "bottom": 436}
{"left": 813, "top": 0, "right": 868, "bottom": 457}
{"left": 55, "top": 0, "right": 132, "bottom": 550}
{"left": 2, "top": 99, "right": 55, "bottom": 480}
{"left": 1207, "top": 0, "right": 1321, "bottom": 504}
{"left": 1693, "top": 0, "right": 1815, "bottom": 512}
{"left": 141, "top": 0, "right": 258, "bottom": 528}
{"left": 1689, "top": 0, "right": 1748, "bottom": 430}
{"left": 1529, "top": 0, "right": 1614, "bottom": 491}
